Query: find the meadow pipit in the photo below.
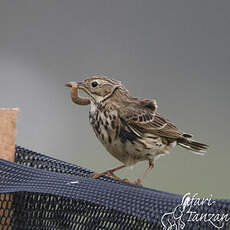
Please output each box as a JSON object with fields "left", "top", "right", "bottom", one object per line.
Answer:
{"left": 66, "top": 76, "right": 208, "bottom": 185}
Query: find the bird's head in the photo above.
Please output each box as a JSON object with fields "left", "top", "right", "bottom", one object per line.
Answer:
{"left": 67, "top": 76, "right": 129, "bottom": 103}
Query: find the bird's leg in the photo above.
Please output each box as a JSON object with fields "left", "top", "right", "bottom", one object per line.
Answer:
{"left": 90, "top": 164, "right": 126, "bottom": 180}
{"left": 65, "top": 82, "right": 90, "bottom": 105}
{"left": 123, "top": 161, "right": 154, "bottom": 186}
{"left": 135, "top": 162, "right": 154, "bottom": 185}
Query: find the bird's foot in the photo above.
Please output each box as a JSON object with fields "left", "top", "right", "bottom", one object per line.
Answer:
{"left": 90, "top": 170, "right": 122, "bottom": 181}
{"left": 122, "top": 178, "right": 143, "bottom": 186}
{"left": 90, "top": 172, "right": 105, "bottom": 179}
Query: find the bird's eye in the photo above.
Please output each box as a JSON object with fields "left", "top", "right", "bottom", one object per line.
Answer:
{"left": 91, "top": 81, "right": 98, "bottom": 87}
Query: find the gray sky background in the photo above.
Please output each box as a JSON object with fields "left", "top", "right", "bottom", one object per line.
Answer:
{"left": 0, "top": 0, "right": 229, "bottom": 198}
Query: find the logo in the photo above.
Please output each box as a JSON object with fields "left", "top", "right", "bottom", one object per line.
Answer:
{"left": 161, "top": 193, "right": 230, "bottom": 229}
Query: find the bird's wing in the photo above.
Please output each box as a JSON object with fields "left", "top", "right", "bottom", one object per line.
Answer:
{"left": 119, "top": 99, "right": 183, "bottom": 139}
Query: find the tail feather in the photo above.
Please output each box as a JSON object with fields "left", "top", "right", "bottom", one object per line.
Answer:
{"left": 177, "top": 138, "right": 208, "bottom": 154}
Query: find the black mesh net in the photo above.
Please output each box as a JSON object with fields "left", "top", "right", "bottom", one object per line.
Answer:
{"left": 0, "top": 146, "right": 229, "bottom": 230}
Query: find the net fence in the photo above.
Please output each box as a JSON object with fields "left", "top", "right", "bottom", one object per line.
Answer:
{"left": 0, "top": 146, "right": 229, "bottom": 230}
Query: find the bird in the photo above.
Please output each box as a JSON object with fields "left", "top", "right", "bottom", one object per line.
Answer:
{"left": 66, "top": 76, "right": 208, "bottom": 185}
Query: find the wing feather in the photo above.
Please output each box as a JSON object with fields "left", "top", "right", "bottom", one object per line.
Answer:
{"left": 119, "top": 99, "right": 182, "bottom": 139}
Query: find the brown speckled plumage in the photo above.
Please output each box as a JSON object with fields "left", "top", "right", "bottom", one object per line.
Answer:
{"left": 66, "top": 76, "right": 208, "bottom": 185}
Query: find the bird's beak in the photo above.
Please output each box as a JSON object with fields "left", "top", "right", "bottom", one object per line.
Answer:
{"left": 77, "top": 82, "right": 87, "bottom": 91}
{"left": 77, "top": 81, "right": 83, "bottom": 88}
{"left": 65, "top": 81, "right": 83, "bottom": 88}
{"left": 65, "top": 81, "right": 86, "bottom": 92}
{"left": 65, "top": 82, "right": 75, "bottom": 87}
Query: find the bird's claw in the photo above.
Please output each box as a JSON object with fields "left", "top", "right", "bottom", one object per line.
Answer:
{"left": 90, "top": 173, "right": 143, "bottom": 186}
{"left": 90, "top": 171, "right": 122, "bottom": 181}
{"left": 122, "top": 178, "right": 143, "bottom": 186}
{"left": 90, "top": 172, "right": 103, "bottom": 179}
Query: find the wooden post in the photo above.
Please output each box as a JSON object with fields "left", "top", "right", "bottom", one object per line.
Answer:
{"left": 0, "top": 108, "right": 19, "bottom": 230}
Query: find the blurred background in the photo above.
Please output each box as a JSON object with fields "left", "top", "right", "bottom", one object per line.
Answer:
{"left": 0, "top": 0, "right": 229, "bottom": 198}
